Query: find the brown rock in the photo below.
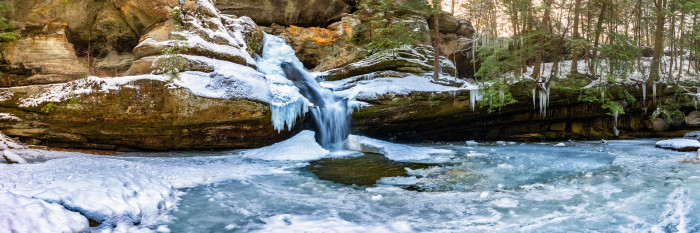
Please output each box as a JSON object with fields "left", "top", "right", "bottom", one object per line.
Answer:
{"left": 0, "top": 26, "right": 88, "bottom": 86}
{"left": 214, "top": 0, "right": 353, "bottom": 27}
{"left": 686, "top": 111, "right": 700, "bottom": 126}
{"left": 651, "top": 118, "right": 670, "bottom": 132}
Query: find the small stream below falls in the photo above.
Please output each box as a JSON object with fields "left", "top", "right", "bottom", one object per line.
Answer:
{"left": 158, "top": 140, "right": 699, "bottom": 232}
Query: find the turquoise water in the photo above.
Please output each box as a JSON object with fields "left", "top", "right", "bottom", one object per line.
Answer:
{"left": 159, "top": 140, "right": 700, "bottom": 232}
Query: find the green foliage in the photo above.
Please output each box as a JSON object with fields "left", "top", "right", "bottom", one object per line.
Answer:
{"left": 473, "top": 44, "right": 518, "bottom": 80}
{"left": 477, "top": 80, "right": 517, "bottom": 113}
{"left": 157, "top": 7, "right": 189, "bottom": 82}
{"left": 353, "top": 0, "right": 417, "bottom": 51}
{"left": 600, "top": 33, "right": 641, "bottom": 80}
{"left": 41, "top": 103, "right": 57, "bottom": 114}
{"left": 0, "top": 4, "right": 18, "bottom": 42}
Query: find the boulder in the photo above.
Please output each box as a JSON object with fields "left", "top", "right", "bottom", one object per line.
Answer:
{"left": 129, "top": 0, "right": 260, "bottom": 75}
{"left": 429, "top": 12, "right": 459, "bottom": 33}
{"left": 214, "top": 0, "right": 353, "bottom": 27}
{"left": 685, "top": 111, "right": 700, "bottom": 126}
{"left": 651, "top": 118, "right": 670, "bottom": 132}
{"left": 323, "top": 44, "right": 447, "bottom": 80}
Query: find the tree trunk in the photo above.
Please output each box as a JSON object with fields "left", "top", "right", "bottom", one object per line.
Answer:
{"left": 590, "top": 0, "right": 607, "bottom": 76}
{"left": 433, "top": 1, "right": 442, "bottom": 81}
{"left": 570, "top": 0, "right": 583, "bottom": 75}
{"left": 649, "top": 0, "right": 666, "bottom": 84}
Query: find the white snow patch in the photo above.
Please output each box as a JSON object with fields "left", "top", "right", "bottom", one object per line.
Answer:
{"left": 656, "top": 139, "right": 700, "bottom": 150}
{"left": 243, "top": 130, "right": 330, "bottom": 161}
{"left": 0, "top": 191, "right": 89, "bottom": 233}
{"left": 0, "top": 151, "right": 290, "bottom": 231}
{"left": 345, "top": 135, "right": 453, "bottom": 162}
{"left": 0, "top": 113, "right": 19, "bottom": 121}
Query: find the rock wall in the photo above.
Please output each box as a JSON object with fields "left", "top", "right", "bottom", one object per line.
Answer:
{"left": 0, "top": 79, "right": 294, "bottom": 150}
{"left": 352, "top": 84, "right": 700, "bottom": 142}
{"left": 214, "top": 0, "right": 353, "bottom": 27}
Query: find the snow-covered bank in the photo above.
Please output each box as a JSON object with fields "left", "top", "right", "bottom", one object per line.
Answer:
{"left": 244, "top": 131, "right": 329, "bottom": 161}
{"left": 0, "top": 149, "right": 291, "bottom": 232}
{"left": 0, "top": 191, "right": 89, "bottom": 233}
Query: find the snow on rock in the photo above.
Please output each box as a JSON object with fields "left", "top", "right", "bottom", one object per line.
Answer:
{"left": 244, "top": 130, "right": 329, "bottom": 161}
{"left": 0, "top": 191, "right": 89, "bottom": 233}
{"left": 0, "top": 113, "right": 19, "bottom": 121}
{"left": 345, "top": 135, "right": 453, "bottom": 162}
{"left": 2, "top": 150, "right": 27, "bottom": 164}
{"left": 685, "top": 131, "right": 700, "bottom": 139}
{"left": 329, "top": 75, "right": 469, "bottom": 100}
{"left": 656, "top": 139, "right": 700, "bottom": 152}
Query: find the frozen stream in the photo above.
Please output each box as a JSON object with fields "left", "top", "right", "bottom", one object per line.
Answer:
{"left": 160, "top": 140, "right": 700, "bottom": 232}
{"left": 2, "top": 136, "right": 699, "bottom": 232}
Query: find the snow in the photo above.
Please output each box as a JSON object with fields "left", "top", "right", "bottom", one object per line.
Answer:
{"left": 656, "top": 139, "right": 700, "bottom": 150}
{"left": 243, "top": 130, "right": 330, "bottom": 161}
{"left": 685, "top": 131, "right": 700, "bottom": 139}
{"left": 0, "top": 191, "right": 89, "bottom": 233}
{"left": 345, "top": 135, "right": 454, "bottom": 162}
{"left": 0, "top": 151, "right": 290, "bottom": 231}
{"left": 0, "top": 113, "right": 19, "bottom": 121}
{"left": 328, "top": 75, "right": 468, "bottom": 100}
{"left": 2, "top": 150, "right": 27, "bottom": 164}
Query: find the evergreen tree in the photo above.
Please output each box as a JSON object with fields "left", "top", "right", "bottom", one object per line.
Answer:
{"left": 0, "top": 4, "right": 18, "bottom": 42}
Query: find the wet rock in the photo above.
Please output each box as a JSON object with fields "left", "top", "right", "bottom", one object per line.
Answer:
{"left": 306, "top": 153, "right": 430, "bottom": 186}
{"left": 685, "top": 111, "right": 700, "bottom": 126}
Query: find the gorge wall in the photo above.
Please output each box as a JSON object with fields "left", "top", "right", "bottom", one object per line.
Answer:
{"left": 0, "top": 0, "right": 697, "bottom": 151}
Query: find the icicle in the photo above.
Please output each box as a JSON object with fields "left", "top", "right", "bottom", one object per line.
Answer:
{"left": 613, "top": 110, "right": 619, "bottom": 137}
{"left": 652, "top": 83, "right": 657, "bottom": 102}
{"left": 470, "top": 89, "right": 481, "bottom": 112}
{"left": 532, "top": 88, "right": 536, "bottom": 111}
{"left": 538, "top": 84, "right": 550, "bottom": 117}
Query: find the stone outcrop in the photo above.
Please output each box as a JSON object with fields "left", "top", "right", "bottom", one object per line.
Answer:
{"left": 0, "top": 23, "right": 87, "bottom": 86}
{"left": 351, "top": 83, "right": 700, "bottom": 142}
{"left": 0, "top": 79, "right": 294, "bottom": 150}
{"left": 281, "top": 15, "right": 360, "bottom": 70}
{"left": 214, "top": 0, "right": 353, "bottom": 27}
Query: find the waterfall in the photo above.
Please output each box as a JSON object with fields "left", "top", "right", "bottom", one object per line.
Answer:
{"left": 257, "top": 34, "right": 351, "bottom": 151}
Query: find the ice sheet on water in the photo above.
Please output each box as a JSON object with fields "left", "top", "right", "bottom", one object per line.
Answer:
{"left": 0, "top": 191, "right": 89, "bottom": 233}
{"left": 243, "top": 130, "right": 330, "bottom": 161}
{"left": 345, "top": 135, "right": 453, "bottom": 162}
{"left": 255, "top": 214, "right": 413, "bottom": 233}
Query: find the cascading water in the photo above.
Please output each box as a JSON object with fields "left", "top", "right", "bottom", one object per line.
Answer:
{"left": 257, "top": 34, "right": 351, "bottom": 151}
